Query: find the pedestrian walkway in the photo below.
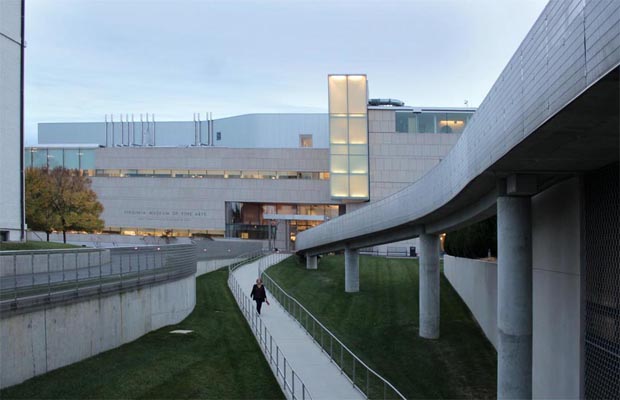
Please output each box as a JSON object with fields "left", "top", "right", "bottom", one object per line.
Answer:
{"left": 231, "top": 256, "right": 364, "bottom": 400}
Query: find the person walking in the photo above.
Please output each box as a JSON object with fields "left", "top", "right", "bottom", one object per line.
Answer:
{"left": 250, "top": 278, "right": 270, "bottom": 314}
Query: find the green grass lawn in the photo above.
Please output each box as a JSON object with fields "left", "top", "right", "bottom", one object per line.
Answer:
{"left": 1, "top": 269, "right": 284, "bottom": 400}
{"left": 0, "top": 241, "right": 80, "bottom": 251}
{"left": 266, "top": 255, "right": 497, "bottom": 399}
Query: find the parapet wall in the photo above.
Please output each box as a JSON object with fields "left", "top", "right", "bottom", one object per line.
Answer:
{"left": 0, "top": 273, "right": 196, "bottom": 389}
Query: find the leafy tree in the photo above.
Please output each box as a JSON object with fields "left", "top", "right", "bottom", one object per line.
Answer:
{"left": 444, "top": 216, "right": 497, "bottom": 259}
{"left": 25, "top": 167, "right": 104, "bottom": 243}
{"left": 25, "top": 168, "right": 59, "bottom": 241}
{"left": 48, "top": 168, "right": 104, "bottom": 243}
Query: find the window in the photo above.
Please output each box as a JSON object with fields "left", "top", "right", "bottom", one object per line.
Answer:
{"left": 396, "top": 111, "right": 473, "bottom": 133}
{"left": 64, "top": 149, "right": 80, "bottom": 170}
{"left": 33, "top": 149, "right": 47, "bottom": 168}
{"left": 80, "top": 149, "right": 95, "bottom": 170}
{"left": 216, "top": 132, "right": 221, "bottom": 141}
{"left": 47, "top": 149, "right": 63, "bottom": 169}
{"left": 299, "top": 134, "right": 313, "bottom": 148}
{"left": 328, "top": 74, "right": 369, "bottom": 200}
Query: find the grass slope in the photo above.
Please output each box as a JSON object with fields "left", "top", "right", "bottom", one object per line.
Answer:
{"left": 267, "top": 255, "right": 497, "bottom": 399}
{"left": 0, "top": 241, "right": 79, "bottom": 251}
{"left": 1, "top": 269, "right": 284, "bottom": 400}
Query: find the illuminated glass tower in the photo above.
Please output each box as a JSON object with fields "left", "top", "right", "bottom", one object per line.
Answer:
{"left": 328, "top": 74, "right": 369, "bottom": 201}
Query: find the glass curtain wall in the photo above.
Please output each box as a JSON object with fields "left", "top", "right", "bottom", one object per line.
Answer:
{"left": 225, "top": 202, "right": 340, "bottom": 239}
{"left": 25, "top": 147, "right": 96, "bottom": 175}
{"left": 395, "top": 111, "right": 473, "bottom": 133}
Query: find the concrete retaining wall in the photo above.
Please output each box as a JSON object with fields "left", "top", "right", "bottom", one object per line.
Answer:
{"left": 444, "top": 178, "right": 583, "bottom": 399}
{"left": 444, "top": 255, "right": 498, "bottom": 348}
{"left": 0, "top": 273, "right": 196, "bottom": 389}
{"left": 197, "top": 258, "right": 244, "bottom": 276}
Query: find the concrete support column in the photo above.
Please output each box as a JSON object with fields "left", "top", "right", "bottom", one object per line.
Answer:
{"left": 419, "top": 233, "right": 440, "bottom": 339}
{"left": 497, "top": 196, "right": 532, "bottom": 399}
{"left": 344, "top": 246, "right": 359, "bottom": 293}
{"left": 306, "top": 255, "right": 318, "bottom": 270}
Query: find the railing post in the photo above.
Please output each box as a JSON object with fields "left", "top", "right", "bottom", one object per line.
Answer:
{"left": 13, "top": 254, "right": 17, "bottom": 303}
{"left": 276, "top": 346, "right": 280, "bottom": 375}
{"left": 330, "top": 335, "right": 333, "bottom": 357}
{"left": 47, "top": 252, "right": 51, "bottom": 298}
{"left": 75, "top": 252, "right": 79, "bottom": 295}
{"left": 366, "top": 368, "right": 369, "bottom": 398}
{"left": 270, "top": 335, "right": 273, "bottom": 363}
{"left": 284, "top": 358, "right": 287, "bottom": 391}
{"left": 97, "top": 251, "right": 102, "bottom": 290}
{"left": 161, "top": 250, "right": 166, "bottom": 280}
{"left": 138, "top": 248, "right": 141, "bottom": 284}
{"left": 302, "top": 383, "right": 306, "bottom": 400}
{"left": 31, "top": 253, "right": 35, "bottom": 288}
{"left": 292, "top": 370, "right": 295, "bottom": 399}
{"left": 353, "top": 358, "right": 356, "bottom": 387}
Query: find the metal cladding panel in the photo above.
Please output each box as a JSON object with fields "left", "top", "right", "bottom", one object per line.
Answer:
{"left": 39, "top": 114, "right": 330, "bottom": 149}
{"left": 297, "top": 0, "right": 620, "bottom": 253}
{"left": 0, "top": 0, "right": 23, "bottom": 236}
{"left": 0, "top": 0, "right": 21, "bottom": 39}
{"left": 585, "top": 0, "right": 620, "bottom": 83}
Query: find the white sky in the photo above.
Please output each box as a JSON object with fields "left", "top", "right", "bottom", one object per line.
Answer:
{"left": 25, "top": 0, "right": 549, "bottom": 144}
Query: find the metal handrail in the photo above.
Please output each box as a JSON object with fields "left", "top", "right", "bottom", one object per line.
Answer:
{"left": 0, "top": 247, "right": 106, "bottom": 256}
{"left": 227, "top": 250, "right": 267, "bottom": 274}
{"left": 0, "top": 244, "right": 197, "bottom": 314}
{"left": 227, "top": 254, "right": 312, "bottom": 400}
{"left": 258, "top": 254, "right": 407, "bottom": 400}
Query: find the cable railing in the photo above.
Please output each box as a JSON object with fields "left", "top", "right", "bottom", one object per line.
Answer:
{"left": 258, "top": 254, "right": 406, "bottom": 400}
{"left": 0, "top": 244, "right": 196, "bottom": 314}
{"left": 227, "top": 253, "right": 312, "bottom": 400}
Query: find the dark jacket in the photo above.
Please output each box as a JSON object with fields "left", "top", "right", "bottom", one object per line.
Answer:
{"left": 251, "top": 284, "right": 267, "bottom": 302}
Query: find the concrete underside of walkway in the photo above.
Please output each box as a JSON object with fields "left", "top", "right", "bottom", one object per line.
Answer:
{"left": 232, "top": 257, "right": 363, "bottom": 400}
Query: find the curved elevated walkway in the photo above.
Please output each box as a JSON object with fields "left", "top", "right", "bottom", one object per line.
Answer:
{"left": 297, "top": 0, "right": 619, "bottom": 254}
{"left": 232, "top": 257, "right": 363, "bottom": 400}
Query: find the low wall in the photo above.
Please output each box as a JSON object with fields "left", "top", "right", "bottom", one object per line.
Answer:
{"left": 197, "top": 258, "right": 242, "bottom": 276}
{"left": 0, "top": 248, "right": 110, "bottom": 279}
{"left": 0, "top": 273, "right": 196, "bottom": 389}
{"left": 443, "top": 255, "right": 498, "bottom": 348}
{"left": 26, "top": 231, "right": 192, "bottom": 247}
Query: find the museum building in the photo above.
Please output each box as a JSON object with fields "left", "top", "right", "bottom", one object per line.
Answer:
{"left": 27, "top": 75, "right": 475, "bottom": 250}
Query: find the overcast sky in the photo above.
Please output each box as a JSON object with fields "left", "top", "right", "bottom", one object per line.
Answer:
{"left": 25, "top": 0, "right": 549, "bottom": 144}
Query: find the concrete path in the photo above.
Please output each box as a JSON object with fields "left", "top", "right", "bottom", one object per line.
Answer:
{"left": 232, "top": 256, "right": 364, "bottom": 400}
